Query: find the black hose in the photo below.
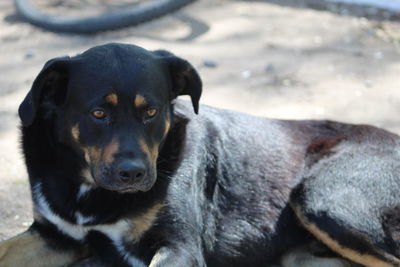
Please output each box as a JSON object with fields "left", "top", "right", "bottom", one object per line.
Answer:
{"left": 14, "top": 0, "right": 196, "bottom": 34}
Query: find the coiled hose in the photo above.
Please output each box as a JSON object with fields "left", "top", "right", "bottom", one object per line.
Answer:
{"left": 14, "top": 0, "right": 196, "bottom": 33}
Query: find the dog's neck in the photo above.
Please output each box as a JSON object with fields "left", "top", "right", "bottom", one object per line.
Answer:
{"left": 21, "top": 112, "right": 188, "bottom": 226}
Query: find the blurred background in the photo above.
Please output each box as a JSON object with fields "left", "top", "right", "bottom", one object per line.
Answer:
{"left": 0, "top": 0, "right": 400, "bottom": 239}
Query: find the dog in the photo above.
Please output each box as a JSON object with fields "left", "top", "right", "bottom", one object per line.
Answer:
{"left": 0, "top": 43, "right": 399, "bottom": 267}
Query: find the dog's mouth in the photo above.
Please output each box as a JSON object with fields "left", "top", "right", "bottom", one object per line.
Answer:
{"left": 89, "top": 166, "right": 157, "bottom": 194}
{"left": 116, "top": 184, "right": 152, "bottom": 194}
{"left": 100, "top": 181, "right": 155, "bottom": 194}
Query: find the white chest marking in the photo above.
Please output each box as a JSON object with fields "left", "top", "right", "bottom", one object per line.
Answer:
{"left": 33, "top": 183, "right": 130, "bottom": 240}
{"left": 32, "top": 182, "right": 147, "bottom": 266}
{"left": 75, "top": 212, "right": 95, "bottom": 225}
{"left": 77, "top": 183, "right": 93, "bottom": 200}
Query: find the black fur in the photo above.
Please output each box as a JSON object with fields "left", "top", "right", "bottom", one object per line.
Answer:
{"left": 16, "top": 43, "right": 400, "bottom": 267}
{"left": 291, "top": 126, "right": 400, "bottom": 265}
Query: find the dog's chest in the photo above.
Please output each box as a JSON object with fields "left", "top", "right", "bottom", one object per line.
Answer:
{"left": 32, "top": 183, "right": 162, "bottom": 244}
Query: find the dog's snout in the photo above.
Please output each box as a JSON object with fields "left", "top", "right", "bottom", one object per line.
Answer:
{"left": 117, "top": 160, "right": 146, "bottom": 184}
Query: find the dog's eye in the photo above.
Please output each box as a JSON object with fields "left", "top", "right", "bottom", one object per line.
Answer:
{"left": 145, "top": 108, "right": 158, "bottom": 119}
{"left": 91, "top": 109, "right": 107, "bottom": 119}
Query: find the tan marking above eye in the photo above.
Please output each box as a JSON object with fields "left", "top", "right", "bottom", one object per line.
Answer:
{"left": 92, "top": 109, "right": 106, "bottom": 119}
{"left": 105, "top": 93, "right": 118, "bottom": 105}
{"left": 134, "top": 94, "right": 147, "bottom": 109}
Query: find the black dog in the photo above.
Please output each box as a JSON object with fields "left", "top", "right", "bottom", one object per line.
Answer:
{"left": 0, "top": 43, "right": 399, "bottom": 267}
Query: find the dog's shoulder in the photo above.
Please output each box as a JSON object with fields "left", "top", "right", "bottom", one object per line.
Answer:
{"left": 173, "top": 99, "right": 286, "bottom": 135}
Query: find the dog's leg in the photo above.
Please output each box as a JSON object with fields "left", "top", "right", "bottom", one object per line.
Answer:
{"left": 0, "top": 229, "right": 84, "bottom": 267}
{"left": 291, "top": 203, "right": 400, "bottom": 267}
{"left": 290, "top": 170, "right": 400, "bottom": 266}
{"left": 290, "top": 138, "right": 400, "bottom": 267}
{"left": 281, "top": 241, "right": 360, "bottom": 267}
{"left": 149, "top": 246, "right": 204, "bottom": 267}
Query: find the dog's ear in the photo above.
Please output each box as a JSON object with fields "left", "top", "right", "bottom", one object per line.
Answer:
{"left": 19, "top": 56, "right": 70, "bottom": 127}
{"left": 154, "top": 50, "right": 202, "bottom": 114}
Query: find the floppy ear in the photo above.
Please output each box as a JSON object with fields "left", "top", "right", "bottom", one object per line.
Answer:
{"left": 154, "top": 50, "right": 202, "bottom": 114}
{"left": 19, "top": 56, "right": 70, "bottom": 127}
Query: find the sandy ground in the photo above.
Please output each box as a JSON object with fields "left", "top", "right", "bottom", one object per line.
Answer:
{"left": 0, "top": 0, "right": 400, "bottom": 243}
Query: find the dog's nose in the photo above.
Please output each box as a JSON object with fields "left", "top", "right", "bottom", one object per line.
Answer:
{"left": 117, "top": 160, "right": 146, "bottom": 184}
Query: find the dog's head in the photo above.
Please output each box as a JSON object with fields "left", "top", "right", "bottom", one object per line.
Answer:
{"left": 19, "top": 43, "right": 202, "bottom": 193}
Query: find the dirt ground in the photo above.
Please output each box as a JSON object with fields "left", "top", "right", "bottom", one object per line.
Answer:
{"left": 1, "top": 0, "right": 400, "bottom": 241}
